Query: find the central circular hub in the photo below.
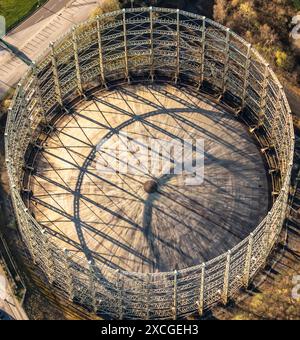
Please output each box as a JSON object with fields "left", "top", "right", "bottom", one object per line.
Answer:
{"left": 144, "top": 180, "right": 158, "bottom": 194}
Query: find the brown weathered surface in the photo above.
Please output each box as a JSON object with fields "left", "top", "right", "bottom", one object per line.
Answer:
{"left": 29, "top": 84, "right": 269, "bottom": 273}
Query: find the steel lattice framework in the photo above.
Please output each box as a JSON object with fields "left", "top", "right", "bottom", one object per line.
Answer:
{"left": 5, "top": 8, "right": 295, "bottom": 319}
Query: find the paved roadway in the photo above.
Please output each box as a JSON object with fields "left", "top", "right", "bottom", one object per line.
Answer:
{"left": 0, "top": 0, "right": 99, "bottom": 98}
{"left": 0, "top": 266, "right": 28, "bottom": 320}
{"left": 10, "top": 0, "right": 71, "bottom": 34}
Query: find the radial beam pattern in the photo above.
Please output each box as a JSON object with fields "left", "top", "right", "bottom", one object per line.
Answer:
{"left": 30, "top": 85, "right": 269, "bottom": 273}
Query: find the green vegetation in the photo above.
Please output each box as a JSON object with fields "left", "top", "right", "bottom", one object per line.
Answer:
{"left": 292, "top": 0, "right": 300, "bottom": 10}
{"left": 0, "top": 88, "right": 13, "bottom": 119}
{"left": 0, "top": 0, "right": 47, "bottom": 30}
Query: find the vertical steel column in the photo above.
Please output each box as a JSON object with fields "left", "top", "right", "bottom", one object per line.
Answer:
{"left": 150, "top": 7, "right": 154, "bottom": 82}
{"left": 173, "top": 270, "right": 178, "bottom": 320}
{"left": 4, "top": 130, "right": 11, "bottom": 172}
{"left": 18, "top": 82, "right": 26, "bottom": 112}
{"left": 271, "top": 86, "right": 283, "bottom": 141}
{"left": 259, "top": 211, "right": 275, "bottom": 271}
{"left": 241, "top": 43, "right": 251, "bottom": 109}
{"left": 116, "top": 269, "right": 123, "bottom": 320}
{"left": 50, "top": 42, "right": 63, "bottom": 107}
{"left": 221, "top": 28, "right": 230, "bottom": 95}
{"left": 123, "top": 9, "right": 130, "bottom": 83}
{"left": 267, "top": 207, "right": 280, "bottom": 244}
{"left": 64, "top": 249, "right": 75, "bottom": 301}
{"left": 198, "top": 17, "right": 206, "bottom": 89}
{"left": 258, "top": 64, "right": 270, "bottom": 127}
{"left": 97, "top": 17, "right": 107, "bottom": 88}
{"left": 147, "top": 273, "right": 152, "bottom": 320}
{"left": 32, "top": 62, "right": 47, "bottom": 123}
{"left": 18, "top": 82, "right": 32, "bottom": 151}
{"left": 279, "top": 187, "right": 288, "bottom": 221}
{"left": 243, "top": 233, "right": 254, "bottom": 288}
{"left": 88, "top": 261, "right": 98, "bottom": 313}
{"left": 18, "top": 82, "right": 30, "bottom": 126}
{"left": 42, "top": 230, "right": 55, "bottom": 284}
{"left": 279, "top": 187, "right": 289, "bottom": 231}
{"left": 175, "top": 9, "right": 180, "bottom": 84}
{"left": 21, "top": 206, "right": 37, "bottom": 265}
{"left": 198, "top": 263, "right": 205, "bottom": 316}
{"left": 222, "top": 250, "right": 231, "bottom": 305}
{"left": 72, "top": 27, "right": 83, "bottom": 95}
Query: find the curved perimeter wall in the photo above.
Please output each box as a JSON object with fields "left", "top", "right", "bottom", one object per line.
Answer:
{"left": 5, "top": 8, "right": 294, "bottom": 319}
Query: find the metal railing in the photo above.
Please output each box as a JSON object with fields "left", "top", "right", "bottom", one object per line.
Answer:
{"left": 5, "top": 8, "right": 295, "bottom": 319}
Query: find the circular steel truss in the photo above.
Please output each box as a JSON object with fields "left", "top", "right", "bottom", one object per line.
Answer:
{"left": 5, "top": 7, "right": 294, "bottom": 319}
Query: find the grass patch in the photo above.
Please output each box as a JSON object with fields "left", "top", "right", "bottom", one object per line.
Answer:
{"left": 0, "top": 0, "right": 47, "bottom": 31}
{"left": 292, "top": 0, "right": 300, "bottom": 10}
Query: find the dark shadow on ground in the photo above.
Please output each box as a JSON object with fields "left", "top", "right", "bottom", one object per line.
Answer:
{"left": 0, "top": 39, "right": 32, "bottom": 65}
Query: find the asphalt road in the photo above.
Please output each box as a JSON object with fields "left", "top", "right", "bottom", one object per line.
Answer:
{"left": 9, "top": 0, "right": 70, "bottom": 35}
{"left": 0, "top": 0, "right": 99, "bottom": 98}
{"left": 0, "top": 267, "right": 28, "bottom": 320}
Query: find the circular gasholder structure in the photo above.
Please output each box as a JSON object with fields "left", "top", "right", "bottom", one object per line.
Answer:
{"left": 5, "top": 8, "right": 294, "bottom": 319}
